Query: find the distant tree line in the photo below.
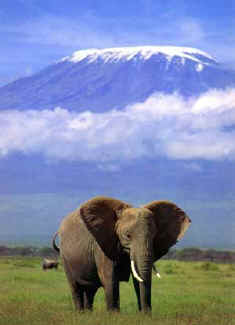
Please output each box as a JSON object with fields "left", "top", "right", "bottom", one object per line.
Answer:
{"left": 164, "top": 247, "right": 235, "bottom": 263}
{"left": 0, "top": 245, "right": 57, "bottom": 258}
{"left": 0, "top": 245, "right": 235, "bottom": 263}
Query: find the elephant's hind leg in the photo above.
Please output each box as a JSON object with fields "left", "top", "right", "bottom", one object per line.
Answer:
{"left": 71, "top": 285, "right": 98, "bottom": 311}
{"left": 62, "top": 256, "right": 85, "bottom": 311}
{"left": 83, "top": 287, "right": 98, "bottom": 310}
{"left": 70, "top": 282, "right": 85, "bottom": 311}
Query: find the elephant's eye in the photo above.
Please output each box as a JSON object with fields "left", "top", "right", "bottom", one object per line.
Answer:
{"left": 125, "top": 231, "right": 131, "bottom": 239}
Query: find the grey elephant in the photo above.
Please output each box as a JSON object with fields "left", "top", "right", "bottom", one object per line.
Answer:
{"left": 53, "top": 196, "right": 191, "bottom": 312}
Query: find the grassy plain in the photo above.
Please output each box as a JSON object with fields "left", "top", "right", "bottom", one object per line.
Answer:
{"left": 0, "top": 257, "right": 234, "bottom": 325}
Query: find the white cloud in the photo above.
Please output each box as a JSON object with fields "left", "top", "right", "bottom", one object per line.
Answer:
{"left": 1, "top": 88, "right": 235, "bottom": 163}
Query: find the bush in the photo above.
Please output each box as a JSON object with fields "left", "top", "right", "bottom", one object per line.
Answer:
{"left": 199, "top": 262, "right": 220, "bottom": 271}
{"left": 163, "top": 262, "right": 179, "bottom": 274}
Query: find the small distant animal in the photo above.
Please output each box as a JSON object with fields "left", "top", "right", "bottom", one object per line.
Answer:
{"left": 42, "top": 258, "right": 59, "bottom": 270}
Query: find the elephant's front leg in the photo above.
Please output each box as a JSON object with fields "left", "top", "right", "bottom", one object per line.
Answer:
{"left": 104, "top": 275, "right": 120, "bottom": 311}
{"left": 97, "top": 254, "right": 120, "bottom": 311}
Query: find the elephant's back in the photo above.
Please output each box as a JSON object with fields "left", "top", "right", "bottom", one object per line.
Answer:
{"left": 59, "top": 208, "right": 83, "bottom": 235}
{"left": 59, "top": 208, "right": 92, "bottom": 251}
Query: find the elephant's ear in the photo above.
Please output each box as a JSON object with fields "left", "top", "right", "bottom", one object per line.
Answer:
{"left": 80, "top": 196, "right": 132, "bottom": 260}
{"left": 144, "top": 201, "right": 191, "bottom": 260}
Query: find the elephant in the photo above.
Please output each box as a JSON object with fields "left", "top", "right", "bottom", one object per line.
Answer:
{"left": 42, "top": 258, "right": 59, "bottom": 270}
{"left": 52, "top": 196, "right": 191, "bottom": 312}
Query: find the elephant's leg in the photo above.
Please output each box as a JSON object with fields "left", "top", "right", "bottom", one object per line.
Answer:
{"left": 70, "top": 282, "right": 85, "bottom": 311}
{"left": 95, "top": 250, "right": 120, "bottom": 311}
{"left": 104, "top": 278, "right": 120, "bottom": 311}
{"left": 62, "top": 256, "right": 85, "bottom": 311}
{"left": 97, "top": 259, "right": 120, "bottom": 311}
{"left": 83, "top": 287, "right": 98, "bottom": 310}
{"left": 132, "top": 275, "right": 141, "bottom": 311}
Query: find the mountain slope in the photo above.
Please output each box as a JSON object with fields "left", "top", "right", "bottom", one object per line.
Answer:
{"left": 0, "top": 46, "right": 235, "bottom": 112}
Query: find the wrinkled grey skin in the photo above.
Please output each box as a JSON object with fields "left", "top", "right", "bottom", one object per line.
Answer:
{"left": 42, "top": 258, "right": 58, "bottom": 271}
{"left": 53, "top": 196, "right": 191, "bottom": 312}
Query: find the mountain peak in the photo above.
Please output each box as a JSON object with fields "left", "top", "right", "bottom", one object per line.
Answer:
{"left": 0, "top": 45, "right": 233, "bottom": 113}
{"left": 61, "top": 45, "right": 216, "bottom": 65}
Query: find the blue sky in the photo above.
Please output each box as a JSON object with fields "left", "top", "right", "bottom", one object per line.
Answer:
{"left": 1, "top": 0, "right": 234, "bottom": 84}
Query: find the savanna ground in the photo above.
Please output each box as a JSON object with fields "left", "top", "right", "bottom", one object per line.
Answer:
{"left": 0, "top": 257, "right": 234, "bottom": 325}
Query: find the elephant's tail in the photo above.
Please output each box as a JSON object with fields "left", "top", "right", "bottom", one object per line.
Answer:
{"left": 52, "top": 232, "right": 60, "bottom": 254}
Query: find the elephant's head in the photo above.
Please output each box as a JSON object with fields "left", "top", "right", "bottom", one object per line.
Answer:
{"left": 80, "top": 196, "right": 191, "bottom": 311}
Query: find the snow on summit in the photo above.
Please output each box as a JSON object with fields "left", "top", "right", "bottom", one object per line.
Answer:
{"left": 1, "top": 43, "right": 231, "bottom": 112}
{"left": 62, "top": 46, "right": 216, "bottom": 65}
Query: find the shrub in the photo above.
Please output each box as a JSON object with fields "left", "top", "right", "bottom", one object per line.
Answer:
{"left": 200, "top": 262, "right": 220, "bottom": 271}
{"left": 163, "top": 262, "right": 179, "bottom": 274}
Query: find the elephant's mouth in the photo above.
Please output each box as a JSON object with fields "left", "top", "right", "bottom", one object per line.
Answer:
{"left": 121, "top": 245, "right": 130, "bottom": 254}
{"left": 124, "top": 247, "right": 130, "bottom": 254}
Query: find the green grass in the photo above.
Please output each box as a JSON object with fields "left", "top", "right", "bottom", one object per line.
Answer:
{"left": 0, "top": 257, "right": 234, "bottom": 325}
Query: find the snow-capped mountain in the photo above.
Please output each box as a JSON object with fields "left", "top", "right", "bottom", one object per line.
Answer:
{"left": 61, "top": 46, "right": 215, "bottom": 65}
{"left": 0, "top": 45, "right": 234, "bottom": 112}
{"left": 1, "top": 46, "right": 235, "bottom": 249}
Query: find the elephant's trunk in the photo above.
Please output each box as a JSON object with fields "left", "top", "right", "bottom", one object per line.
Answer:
{"left": 139, "top": 275, "right": 152, "bottom": 312}
{"left": 138, "top": 256, "right": 153, "bottom": 312}
{"left": 131, "top": 241, "right": 154, "bottom": 312}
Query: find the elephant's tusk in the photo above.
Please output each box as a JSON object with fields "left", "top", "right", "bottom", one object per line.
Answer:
{"left": 153, "top": 264, "right": 161, "bottom": 279}
{"left": 131, "top": 260, "right": 144, "bottom": 282}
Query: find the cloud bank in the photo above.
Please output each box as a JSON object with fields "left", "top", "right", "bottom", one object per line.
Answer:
{"left": 1, "top": 88, "right": 235, "bottom": 163}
